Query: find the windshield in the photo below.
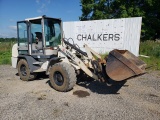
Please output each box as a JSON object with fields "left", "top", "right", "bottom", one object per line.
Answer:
{"left": 44, "top": 18, "right": 61, "bottom": 47}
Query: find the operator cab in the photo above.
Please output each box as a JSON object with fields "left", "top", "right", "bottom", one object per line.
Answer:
{"left": 17, "top": 15, "right": 62, "bottom": 56}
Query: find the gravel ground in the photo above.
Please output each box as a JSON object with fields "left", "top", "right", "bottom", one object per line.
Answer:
{"left": 0, "top": 65, "right": 160, "bottom": 120}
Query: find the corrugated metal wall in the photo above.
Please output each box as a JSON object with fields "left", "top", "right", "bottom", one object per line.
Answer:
{"left": 63, "top": 17, "right": 142, "bottom": 56}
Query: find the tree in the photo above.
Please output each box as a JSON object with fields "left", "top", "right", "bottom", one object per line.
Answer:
{"left": 143, "top": 0, "right": 160, "bottom": 40}
{"left": 79, "top": 0, "right": 160, "bottom": 40}
{"left": 79, "top": 0, "right": 112, "bottom": 20}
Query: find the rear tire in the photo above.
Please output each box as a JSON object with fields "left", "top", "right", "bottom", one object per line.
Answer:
{"left": 17, "top": 59, "right": 37, "bottom": 81}
{"left": 49, "top": 62, "right": 76, "bottom": 92}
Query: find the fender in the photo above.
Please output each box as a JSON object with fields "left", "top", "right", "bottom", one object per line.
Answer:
{"left": 18, "top": 55, "right": 40, "bottom": 73}
{"left": 46, "top": 57, "right": 64, "bottom": 73}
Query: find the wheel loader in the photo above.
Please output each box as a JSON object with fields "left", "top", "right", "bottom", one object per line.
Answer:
{"left": 11, "top": 15, "right": 146, "bottom": 92}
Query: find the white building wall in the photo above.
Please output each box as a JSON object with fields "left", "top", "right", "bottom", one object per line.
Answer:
{"left": 63, "top": 17, "right": 142, "bottom": 56}
{"left": 123, "top": 17, "right": 142, "bottom": 56}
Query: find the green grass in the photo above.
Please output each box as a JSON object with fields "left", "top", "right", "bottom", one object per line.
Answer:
{"left": 139, "top": 40, "right": 160, "bottom": 70}
{"left": 101, "top": 52, "right": 109, "bottom": 59}
{"left": 0, "top": 42, "right": 15, "bottom": 65}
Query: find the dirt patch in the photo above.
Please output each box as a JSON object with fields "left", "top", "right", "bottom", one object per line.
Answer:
{"left": 37, "top": 94, "right": 47, "bottom": 100}
{"left": 148, "top": 93, "right": 159, "bottom": 97}
{"left": 73, "top": 90, "right": 90, "bottom": 98}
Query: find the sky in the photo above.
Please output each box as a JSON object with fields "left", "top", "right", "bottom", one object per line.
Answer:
{"left": 0, "top": 0, "right": 82, "bottom": 38}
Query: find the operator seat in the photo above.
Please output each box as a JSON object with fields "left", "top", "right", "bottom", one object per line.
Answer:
{"left": 35, "top": 32, "right": 43, "bottom": 50}
{"left": 31, "top": 32, "right": 43, "bottom": 54}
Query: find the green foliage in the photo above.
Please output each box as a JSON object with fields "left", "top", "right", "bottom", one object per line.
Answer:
{"left": 140, "top": 56, "right": 160, "bottom": 70}
{"left": 100, "top": 52, "right": 109, "bottom": 59}
{"left": 0, "top": 39, "right": 16, "bottom": 65}
{"left": 80, "top": 0, "right": 112, "bottom": 20}
{"left": 140, "top": 40, "right": 160, "bottom": 58}
{"left": 80, "top": 0, "right": 160, "bottom": 40}
{"left": 0, "top": 38, "right": 16, "bottom": 42}
{"left": 0, "top": 50, "right": 12, "bottom": 65}
{"left": 139, "top": 40, "right": 160, "bottom": 70}
{"left": 0, "top": 57, "right": 10, "bottom": 64}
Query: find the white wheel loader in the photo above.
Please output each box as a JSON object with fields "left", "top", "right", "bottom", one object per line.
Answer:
{"left": 11, "top": 15, "right": 146, "bottom": 92}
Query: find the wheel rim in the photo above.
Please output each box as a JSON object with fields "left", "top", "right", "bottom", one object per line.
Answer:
{"left": 53, "top": 71, "right": 64, "bottom": 86}
{"left": 20, "top": 64, "right": 27, "bottom": 76}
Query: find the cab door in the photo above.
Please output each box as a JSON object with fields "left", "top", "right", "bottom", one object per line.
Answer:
{"left": 17, "top": 21, "right": 29, "bottom": 55}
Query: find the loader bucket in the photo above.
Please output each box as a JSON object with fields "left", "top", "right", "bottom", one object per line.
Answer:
{"left": 105, "top": 50, "right": 146, "bottom": 81}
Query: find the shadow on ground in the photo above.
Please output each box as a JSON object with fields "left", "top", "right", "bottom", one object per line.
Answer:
{"left": 15, "top": 72, "right": 49, "bottom": 81}
{"left": 76, "top": 74, "right": 127, "bottom": 95}
{"left": 16, "top": 72, "right": 127, "bottom": 94}
{"left": 35, "top": 72, "right": 49, "bottom": 80}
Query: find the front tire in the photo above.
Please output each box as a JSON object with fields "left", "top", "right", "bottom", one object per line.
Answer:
{"left": 17, "top": 59, "right": 37, "bottom": 81}
{"left": 49, "top": 62, "right": 76, "bottom": 92}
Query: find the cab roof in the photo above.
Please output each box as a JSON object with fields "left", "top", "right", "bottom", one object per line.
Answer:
{"left": 24, "top": 15, "right": 61, "bottom": 21}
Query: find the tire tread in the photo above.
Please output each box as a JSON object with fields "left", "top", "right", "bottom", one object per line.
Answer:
{"left": 49, "top": 62, "right": 76, "bottom": 92}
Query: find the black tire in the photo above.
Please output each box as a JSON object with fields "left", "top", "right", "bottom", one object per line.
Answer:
{"left": 49, "top": 62, "right": 76, "bottom": 92}
{"left": 17, "top": 59, "right": 37, "bottom": 81}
